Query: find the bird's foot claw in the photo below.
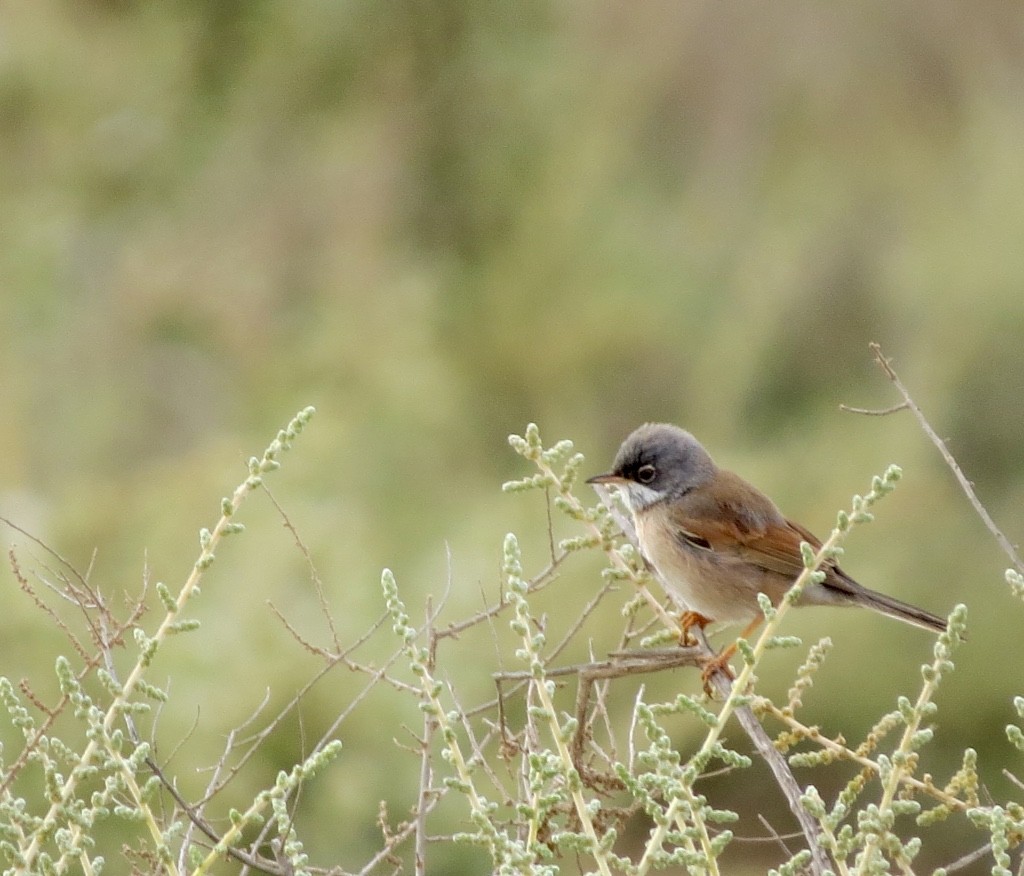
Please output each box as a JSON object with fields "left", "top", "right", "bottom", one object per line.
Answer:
{"left": 678, "top": 610, "right": 712, "bottom": 646}
{"left": 698, "top": 646, "right": 737, "bottom": 697}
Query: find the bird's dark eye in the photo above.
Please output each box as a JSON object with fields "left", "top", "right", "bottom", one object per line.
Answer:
{"left": 636, "top": 464, "right": 656, "bottom": 484}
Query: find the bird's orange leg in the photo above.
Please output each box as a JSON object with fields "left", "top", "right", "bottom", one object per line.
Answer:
{"left": 699, "top": 616, "right": 764, "bottom": 694}
{"left": 678, "top": 610, "right": 712, "bottom": 645}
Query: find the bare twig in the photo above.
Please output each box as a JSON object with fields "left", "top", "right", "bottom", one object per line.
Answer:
{"left": 435, "top": 550, "right": 568, "bottom": 642}
{"left": 263, "top": 485, "right": 342, "bottom": 651}
{"left": 469, "top": 568, "right": 617, "bottom": 723}
{"left": 1, "top": 530, "right": 145, "bottom": 797}
{"left": 495, "top": 649, "right": 703, "bottom": 684}
{"left": 566, "top": 648, "right": 703, "bottom": 771}
{"left": 357, "top": 793, "right": 443, "bottom": 876}
{"left": 582, "top": 641, "right": 618, "bottom": 768}
{"left": 1003, "top": 769, "right": 1024, "bottom": 793}
{"left": 756, "top": 813, "right": 797, "bottom": 858}
{"left": 941, "top": 841, "right": 994, "bottom": 873}
{"left": 546, "top": 577, "right": 617, "bottom": 666}
{"left": 852, "top": 342, "right": 1023, "bottom": 575}
{"left": 838, "top": 402, "right": 909, "bottom": 416}
{"left": 627, "top": 684, "right": 643, "bottom": 776}
{"left": 188, "top": 692, "right": 270, "bottom": 871}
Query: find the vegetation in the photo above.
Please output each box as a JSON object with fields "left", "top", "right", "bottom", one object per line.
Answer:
{"left": 2, "top": 4, "right": 1024, "bottom": 873}
{"left": 2, "top": 376, "right": 1022, "bottom": 872}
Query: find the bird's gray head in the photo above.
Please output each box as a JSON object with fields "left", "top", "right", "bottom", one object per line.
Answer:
{"left": 587, "top": 423, "right": 717, "bottom": 511}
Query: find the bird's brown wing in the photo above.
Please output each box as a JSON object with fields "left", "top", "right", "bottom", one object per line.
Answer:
{"left": 665, "top": 473, "right": 842, "bottom": 584}
{"left": 664, "top": 474, "right": 946, "bottom": 631}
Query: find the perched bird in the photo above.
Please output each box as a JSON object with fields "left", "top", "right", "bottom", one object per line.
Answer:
{"left": 587, "top": 423, "right": 947, "bottom": 676}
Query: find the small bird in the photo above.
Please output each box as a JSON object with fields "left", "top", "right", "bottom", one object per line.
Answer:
{"left": 587, "top": 423, "right": 947, "bottom": 674}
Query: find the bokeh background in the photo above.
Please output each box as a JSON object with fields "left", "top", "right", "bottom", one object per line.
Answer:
{"left": 2, "top": 2, "right": 1024, "bottom": 873}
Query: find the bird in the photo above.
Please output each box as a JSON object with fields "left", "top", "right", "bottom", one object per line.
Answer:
{"left": 586, "top": 423, "right": 947, "bottom": 680}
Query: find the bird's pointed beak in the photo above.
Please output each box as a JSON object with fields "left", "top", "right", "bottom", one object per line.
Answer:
{"left": 585, "top": 472, "right": 625, "bottom": 486}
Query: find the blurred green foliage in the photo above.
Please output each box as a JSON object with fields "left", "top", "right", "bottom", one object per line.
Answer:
{"left": 1, "top": 2, "right": 1023, "bottom": 872}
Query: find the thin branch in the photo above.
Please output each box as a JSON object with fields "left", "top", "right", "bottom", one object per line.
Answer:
{"left": 566, "top": 649, "right": 702, "bottom": 774}
{"left": 854, "top": 342, "right": 1023, "bottom": 574}
{"left": 495, "top": 648, "right": 703, "bottom": 684}
{"left": 263, "top": 484, "right": 342, "bottom": 651}
{"left": 838, "top": 402, "right": 909, "bottom": 416}
{"left": 435, "top": 550, "right": 567, "bottom": 642}
{"left": 755, "top": 813, "right": 797, "bottom": 857}
{"left": 941, "top": 841, "right": 994, "bottom": 873}
{"left": 581, "top": 641, "right": 618, "bottom": 769}
{"left": 1, "top": 539, "right": 143, "bottom": 796}
{"left": 545, "top": 576, "right": 617, "bottom": 666}
{"left": 1003, "top": 769, "right": 1024, "bottom": 793}
{"left": 468, "top": 562, "right": 616, "bottom": 722}
{"left": 357, "top": 794, "right": 443, "bottom": 876}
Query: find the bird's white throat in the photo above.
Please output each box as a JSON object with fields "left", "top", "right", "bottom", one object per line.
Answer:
{"left": 616, "top": 482, "right": 663, "bottom": 513}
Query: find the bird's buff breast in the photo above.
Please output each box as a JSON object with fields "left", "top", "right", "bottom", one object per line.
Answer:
{"left": 634, "top": 508, "right": 770, "bottom": 626}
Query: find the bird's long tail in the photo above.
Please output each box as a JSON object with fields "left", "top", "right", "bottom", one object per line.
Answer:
{"left": 857, "top": 587, "right": 948, "bottom": 634}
